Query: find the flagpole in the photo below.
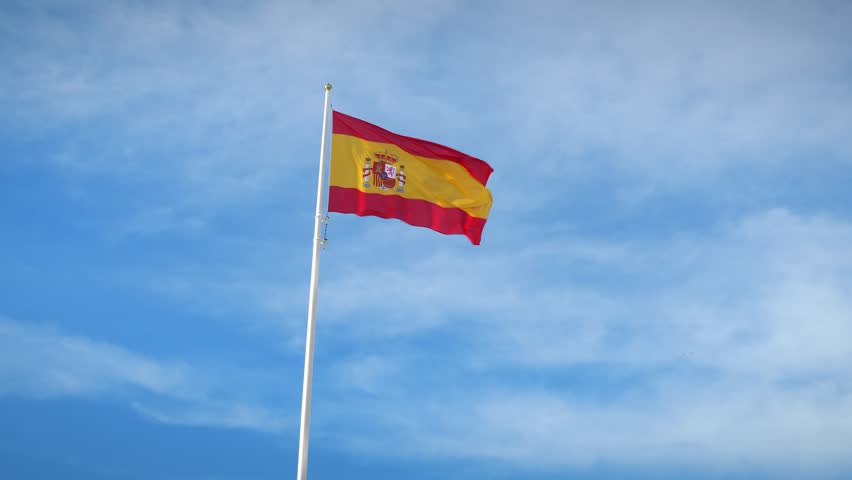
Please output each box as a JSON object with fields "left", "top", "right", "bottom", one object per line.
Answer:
{"left": 296, "top": 83, "right": 332, "bottom": 480}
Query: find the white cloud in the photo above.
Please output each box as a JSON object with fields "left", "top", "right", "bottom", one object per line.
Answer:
{"left": 5, "top": 0, "right": 849, "bottom": 204}
{"left": 0, "top": 317, "right": 291, "bottom": 433}
{"left": 317, "top": 208, "right": 852, "bottom": 471}
{"left": 331, "top": 354, "right": 403, "bottom": 395}
{"left": 339, "top": 383, "right": 852, "bottom": 470}
{"left": 0, "top": 318, "right": 203, "bottom": 399}
{"left": 464, "top": 1, "right": 852, "bottom": 179}
{"left": 0, "top": 0, "right": 463, "bottom": 225}
{"left": 131, "top": 401, "right": 286, "bottom": 434}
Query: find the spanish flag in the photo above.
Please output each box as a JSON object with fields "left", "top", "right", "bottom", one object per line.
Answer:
{"left": 328, "top": 111, "right": 494, "bottom": 245}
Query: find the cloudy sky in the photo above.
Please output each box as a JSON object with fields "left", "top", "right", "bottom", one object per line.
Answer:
{"left": 2, "top": 1, "right": 852, "bottom": 479}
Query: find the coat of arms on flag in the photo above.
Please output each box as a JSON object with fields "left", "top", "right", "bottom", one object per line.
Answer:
{"left": 362, "top": 152, "right": 406, "bottom": 193}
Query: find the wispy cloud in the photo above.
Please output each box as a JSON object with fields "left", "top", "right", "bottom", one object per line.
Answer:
{"left": 0, "top": 318, "right": 204, "bottom": 399}
{"left": 337, "top": 383, "right": 852, "bottom": 470}
{"left": 315, "top": 208, "right": 852, "bottom": 471}
{"left": 6, "top": 1, "right": 849, "bottom": 212}
{"left": 0, "top": 317, "right": 289, "bottom": 433}
{"left": 463, "top": 2, "right": 852, "bottom": 178}
{"left": 131, "top": 401, "right": 286, "bottom": 434}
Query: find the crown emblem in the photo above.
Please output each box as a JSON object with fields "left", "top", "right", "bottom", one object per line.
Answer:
{"left": 373, "top": 152, "right": 398, "bottom": 163}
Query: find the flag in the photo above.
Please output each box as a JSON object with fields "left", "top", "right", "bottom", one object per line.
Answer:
{"left": 327, "top": 111, "right": 494, "bottom": 245}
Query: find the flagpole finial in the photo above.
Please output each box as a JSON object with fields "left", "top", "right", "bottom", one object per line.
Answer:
{"left": 324, "top": 83, "right": 333, "bottom": 91}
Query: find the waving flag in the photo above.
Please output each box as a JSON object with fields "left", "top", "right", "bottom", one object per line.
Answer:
{"left": 328, "top": 111, "right": 494, "bottom": 245}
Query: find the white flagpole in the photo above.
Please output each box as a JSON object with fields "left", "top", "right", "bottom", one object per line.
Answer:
{"left": 296, "top": 83, "right": 333, "bottom": 480}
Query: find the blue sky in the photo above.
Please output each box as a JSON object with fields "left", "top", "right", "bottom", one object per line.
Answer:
{"left": 2, "top": 1, "right": 852, "bottom": 479}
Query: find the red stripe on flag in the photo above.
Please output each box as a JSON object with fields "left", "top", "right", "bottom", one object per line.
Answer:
{"left": 328, "top": 186, "right": 487, "bottom": 245}
{"left": 332, "top": 111, "right": 493, "bottom": 186}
